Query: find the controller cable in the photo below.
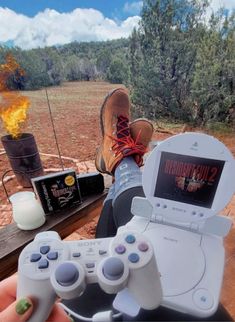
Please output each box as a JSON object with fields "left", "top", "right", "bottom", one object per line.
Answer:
{"left": 59, "top": 303, "right": 122, "bottom": 322}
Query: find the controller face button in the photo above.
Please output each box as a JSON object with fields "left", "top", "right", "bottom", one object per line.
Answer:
{"left": 128, "top": 253, "right": 140, "bottom": 263}
{"left": 47, "top": 252, "right": 58, "bottom": 260}
{"left": 72, "top": 252, "right": 81, "bottom": 258}
{"left": 125, "top": 234, "right": 136, "bottom": 244}
{"left": 138, "top": 242, "right": 149, "bottom": 252}
{"left": 102, "top": 257, "right": 124, "bottom": 280}
{"left": 40, "top": 246, "right": 50, "bottom": 254}
{"left": 115, "top": 245, "right": 126, "bottom": 254}
{"left": 30, "top": 253, "right": 42, "bottom": 262}
{"left": 55, "top": 263, "right": 79, "bottom": 286}
{"left": 38, "top": 259, "right": 49, "bottom": 269}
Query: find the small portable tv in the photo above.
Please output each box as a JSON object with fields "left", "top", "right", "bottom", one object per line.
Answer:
{"left": 116, "top": 132, "right": 235, "bottom": 318}
{"left": 143, "top": 132, "right": 235, "bottom": 223}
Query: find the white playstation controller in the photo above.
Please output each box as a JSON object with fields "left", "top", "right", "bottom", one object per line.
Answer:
{"left": 17, "top": 229, "right": 162, "bottom": 322}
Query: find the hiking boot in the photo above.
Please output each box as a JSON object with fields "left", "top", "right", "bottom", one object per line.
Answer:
{"left": 95, "top": 88, "right": 153, "bottom": 174}
{"left": 95, "top": 118, "right": 153, "bottom": 174}
{"left": 130, "top": 118, "right": 154, "bottom": 167}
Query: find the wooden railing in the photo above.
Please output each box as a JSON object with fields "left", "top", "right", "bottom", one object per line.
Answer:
{"left": 0, "top": 191, "right": 107, "bottom": 281}
{"left": 0, "top": 189, "right": 233, "bottom": 320}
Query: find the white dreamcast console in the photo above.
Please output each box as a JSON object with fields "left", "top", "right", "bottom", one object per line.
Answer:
{"left": 121, "top": 132, "right": 235, "bottom": 318}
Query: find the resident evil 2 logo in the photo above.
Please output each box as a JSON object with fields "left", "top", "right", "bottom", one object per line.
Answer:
{"left": 154, "top": 152, "right": 225, "bottom": 208}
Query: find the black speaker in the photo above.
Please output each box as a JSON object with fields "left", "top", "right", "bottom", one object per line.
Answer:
{"left": 77, "top": 172, "right": 105, "bottom": 197}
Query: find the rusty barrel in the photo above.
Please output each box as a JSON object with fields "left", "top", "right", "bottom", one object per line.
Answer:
{"left": 1, "top": 133, "right": 44, "bottom": 188}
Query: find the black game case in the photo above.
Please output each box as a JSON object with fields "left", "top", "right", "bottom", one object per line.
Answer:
{"left": 31, "top": 169, "right": 82, "bottom": 214}
{"left": 77, "top": 172, "right": 104, "bottom": 197}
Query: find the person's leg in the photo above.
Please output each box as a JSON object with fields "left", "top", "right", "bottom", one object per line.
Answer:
{"left": 96, "top": 155, "right": 144, "bottom": 237}
{"left": 95, "top": 199, "right": 116, "bottom": 238}
{"left": 95, "top": 137, "right": 153, "bottom": 237}
{"left": 112, "top": 157, "right": 144, "bottom": 227}
{"left": 113, "top": 157, "right": 142, "bottom": 199}
{"left": 95, "top": 184, "right": 117, "bottom": 238}
{"left": 113, "top": 186, "right": 145, "bottom": 228}
{"left": 95, "top": 88, "right": 153, "bottom": 237}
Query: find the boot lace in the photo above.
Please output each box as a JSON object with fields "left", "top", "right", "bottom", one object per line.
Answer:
{"left": 109, "top": 115, "right": 147, "bottom": 160}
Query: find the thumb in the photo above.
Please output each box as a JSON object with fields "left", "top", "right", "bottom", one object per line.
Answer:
{"left": 0, "top": 297, "right": 33, "bottom": 322}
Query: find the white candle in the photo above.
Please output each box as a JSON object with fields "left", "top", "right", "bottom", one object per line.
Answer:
{"left": 10, "top": 192, "right": 46, "bottom": 230}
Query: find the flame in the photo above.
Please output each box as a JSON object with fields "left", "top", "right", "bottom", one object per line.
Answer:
{"left": 0, "top": 54, "right": 30, "bottom": 139}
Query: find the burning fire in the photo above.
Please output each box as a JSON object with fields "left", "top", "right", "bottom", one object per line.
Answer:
{"left": 0, "top": 54, "right": 30, "bottom": 139}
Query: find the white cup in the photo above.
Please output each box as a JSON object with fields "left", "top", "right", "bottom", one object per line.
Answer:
{"left": 10, "top": 191, "right": 46, "bottom": 230}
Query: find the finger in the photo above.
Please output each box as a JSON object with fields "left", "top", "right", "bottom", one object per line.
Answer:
{"left": 0, "top": 297, "right": 33, "bottom": 322}
{"left": 47, "top": 303, "right": 72, "bottom": 322}
{"left": 0, "top": 275, "right": 18, "bottom": 310}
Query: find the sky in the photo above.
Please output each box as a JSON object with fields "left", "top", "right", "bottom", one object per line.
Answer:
{"left": 0, "top": 0, "right": 234, "bottom": 50}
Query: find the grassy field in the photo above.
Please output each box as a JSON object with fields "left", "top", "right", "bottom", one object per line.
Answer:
{"left": 1, "top": 80, "right": 234, "bottom": 159}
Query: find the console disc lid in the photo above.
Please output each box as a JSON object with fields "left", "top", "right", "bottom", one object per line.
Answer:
{"left": 145, "top": 225, "right": 205, "bottom": 296}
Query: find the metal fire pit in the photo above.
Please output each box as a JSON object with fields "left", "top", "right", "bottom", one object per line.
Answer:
{"left": 1, "top": 133, "right": 44, "bottom": 188}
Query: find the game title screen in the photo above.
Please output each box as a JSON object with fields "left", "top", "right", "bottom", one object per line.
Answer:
{"left": 154, "top": 152, "right": 225, "bottom": 208}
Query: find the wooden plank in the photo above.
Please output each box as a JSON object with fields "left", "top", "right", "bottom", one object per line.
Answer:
{"left": 0, "top": 191, "right": 107, "bottom": 281}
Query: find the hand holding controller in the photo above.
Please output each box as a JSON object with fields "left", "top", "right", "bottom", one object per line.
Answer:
{"left": 17, "top": 231, "right": 69, "bottom": 322}
{"left": 17, "top": 230, "right": 162, "bottom": 321}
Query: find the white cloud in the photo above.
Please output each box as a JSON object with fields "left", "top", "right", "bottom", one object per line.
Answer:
{"left": 0, "top": 8, "right": 30, "bottom": 42}
{"left": 0, "top": 7, "right": 141, "bottom": 49}
{"left": 209, "top": 0, "right": 235, "bottom": 12}
{"left": 123, "top": 1, "right": 143, "bottom": 15}
{"left": 205, "top": 0, "right": 235, "bottom": 21}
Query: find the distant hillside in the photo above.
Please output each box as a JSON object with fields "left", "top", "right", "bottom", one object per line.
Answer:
{"left": 0, "top": 38, "right": 130, "bottom": 90}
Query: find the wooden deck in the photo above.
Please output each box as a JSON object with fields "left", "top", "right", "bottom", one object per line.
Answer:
{"left": 0, "top": 189, "right": 234, "bottom": 320}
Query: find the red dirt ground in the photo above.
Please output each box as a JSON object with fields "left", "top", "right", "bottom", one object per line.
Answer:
{"left": 0, "top": 81, "right": 235, "bottom": 317}
{"left": 0, "top": 82, "right": 121, "bottom": 211}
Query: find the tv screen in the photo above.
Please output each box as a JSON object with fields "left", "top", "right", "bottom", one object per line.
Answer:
{"left": 154, "top": 152, "right": 225, "bottom": 208}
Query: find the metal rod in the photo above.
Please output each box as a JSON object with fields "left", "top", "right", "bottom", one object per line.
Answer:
{"left": 1, "top": 169, "right": 33, "bottom": 202}
{"left": 45, "top": 88, "right": 64, "bottom": 171}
